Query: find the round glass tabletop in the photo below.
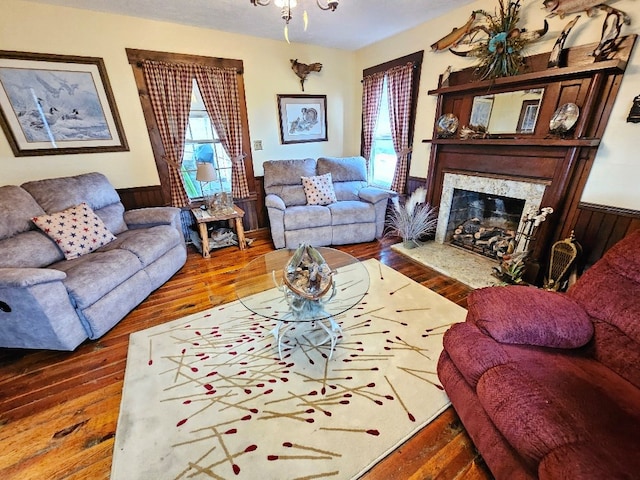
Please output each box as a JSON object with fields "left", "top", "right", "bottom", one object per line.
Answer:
{"left": 235, "top": 247, "right": 370, "bottom": 322}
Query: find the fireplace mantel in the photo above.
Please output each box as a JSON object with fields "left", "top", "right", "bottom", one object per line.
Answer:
{"left": 424, "top": 138, "right": 600, "bottom": 147}
{"left": 423, "top": 35, "right": 637, "bottom": 284}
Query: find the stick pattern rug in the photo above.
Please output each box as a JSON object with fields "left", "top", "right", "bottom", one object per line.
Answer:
{"left": 111, "top": 259, "right": 467, "bottom": 479}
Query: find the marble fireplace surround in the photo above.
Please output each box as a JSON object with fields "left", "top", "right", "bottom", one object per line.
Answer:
{"left": 435, "top": 172, "right": 547, "bottom": 252}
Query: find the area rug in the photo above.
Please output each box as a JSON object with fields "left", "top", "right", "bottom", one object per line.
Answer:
{"left": 111, "top": 259, "right": 467, "bottom": 480}
{"left": 391, "top": 241, "right": 500, "bottom": 289}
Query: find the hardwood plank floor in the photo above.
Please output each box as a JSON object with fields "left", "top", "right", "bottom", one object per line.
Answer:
{"left": 0, "top": 234, "right": 493, "bottom": 480}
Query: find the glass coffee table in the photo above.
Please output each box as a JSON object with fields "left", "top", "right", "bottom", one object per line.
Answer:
{"left": 235, "top": 247, "right": 369, "bottom": 359}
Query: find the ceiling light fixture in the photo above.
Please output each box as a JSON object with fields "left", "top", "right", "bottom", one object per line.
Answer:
{"left": 250, "top": 0, "right": 340, "bottom": 43}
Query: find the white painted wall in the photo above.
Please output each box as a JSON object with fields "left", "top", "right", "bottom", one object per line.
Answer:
{"left": 1, "top": 0, "right": 638, "bottom": 211}
{"left": 355, "top": 0, "right": 640, "bottom": 210}
{"left": 0, "top": 0, "right": 358, "bottom": 187}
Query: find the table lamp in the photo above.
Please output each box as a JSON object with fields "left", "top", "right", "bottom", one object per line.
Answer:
{"left": 196, "top": 162, "right": 217, "bottom": 210}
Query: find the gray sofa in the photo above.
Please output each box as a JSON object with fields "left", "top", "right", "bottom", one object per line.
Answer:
{"left": 264, "top": 156, "right": 393, "bottom": 249}
{"left": 0, "top": 172, "right": 187, "bottom": 351}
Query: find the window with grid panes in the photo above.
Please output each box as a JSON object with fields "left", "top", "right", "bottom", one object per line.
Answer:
{"left": 181, "top": 79, "right": 232, "bottom": 201}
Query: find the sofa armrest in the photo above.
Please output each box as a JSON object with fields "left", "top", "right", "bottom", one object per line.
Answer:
{"left": 0, "top": 267, "right": 66, "bottom": 288}
{"left": 265, "top": 193, "right": 286, "bottom": 211}
{"left": 358, "top": 186, "right": 395, "bottom": 204}
{"left": 467, "top": 285, "right": 594, "bottom": 349}
{"left": 442, "top": 322, "right": 512, "bottom": 388}
{"left": 0, "top": 267, "right": 88, "bottom": 350}
{"left": 124, "top": 207, "right": 181, "bottom": 229}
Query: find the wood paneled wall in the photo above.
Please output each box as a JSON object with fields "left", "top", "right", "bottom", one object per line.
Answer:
{"left": 572, "top": 202, "right": 640, "bottom": 268}
{"left": 116, "top": 186, "right": 164, "bottom": 211}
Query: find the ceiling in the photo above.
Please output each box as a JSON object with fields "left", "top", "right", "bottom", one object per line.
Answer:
{"left": 30, "top": 0, "right": 475, "bottom": 51}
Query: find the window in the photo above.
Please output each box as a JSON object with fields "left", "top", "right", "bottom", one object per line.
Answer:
{"left": 370, "top": 78, "right": 395, "bottom": 189}
{"left": 181, "top": 79, "right": 232, "bottom": 201}
{"left": 126, "top": 49, "right": 254, "bottom": 210}
{"left": 362, "top": 51, "right": 423, "bottom": 193}
{"left": 517, "top": 100, "right": 540, "bottom": 134}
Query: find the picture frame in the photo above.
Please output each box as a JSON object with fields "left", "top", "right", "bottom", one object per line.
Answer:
{"left": 0, "top": 50, "right": 129, "bottom": 156}
{"left": 470, "top": 95, "right": 494, "bottom": 129}
{"left": 277, "top": 94, "right": 327, "bottom": 144}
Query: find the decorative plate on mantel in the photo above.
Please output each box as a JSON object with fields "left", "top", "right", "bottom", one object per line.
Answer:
{"left": 436, "top": 113, "right": 459, "bottom": 138}
{"left": 550, "top": 103, "right": 580, "bottom": 134}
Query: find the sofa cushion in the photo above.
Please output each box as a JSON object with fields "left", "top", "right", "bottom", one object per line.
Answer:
{"left": 332, "top": 223, "right": 376, "bottom": 245}
{"left": 333, "top": 181, "right": 367, "bottom": 201}
{"left": 284, "top": 205, "right": 331, "bottom": 230}
{"left": 95, "top": 203, "right": 128, "bottom": 235}
{"left": 101, "top": 225, "right": 183, "bottom": 267}
{"left": 468, "top": 285, "right": 593, "bottom": 349}
{"left": 285, "top": 226, "right": 333, "bottom": 249}
{"left": 328, "top": 201, "right": 375, "bottom": 226}
{"left": 264, "top": 159, "right": 317, "bottom": 207}
{"left": 0, "top": 185, "right": 45, "bottom": 240}
{"left": 264, "top": 158, "right": 316, "bottom": 188}
{"left": 317, "top": 156, "right": 367, "bottom": 182}
{"left": 22, "top": 172, "right": 128, "bottom": 234}
{"left": 32, "top": 203, "right": 117, "bottom": 260}
{"left": 318, "top": 157, "right": 368, "bottom": 202}
{"left": 302, "top": 173, "right": 337, "bottom": 206}
{"left": 0, "top": 231, "right": 65, "bottom": 268}
{"left": 51, "top": 249, "right": 142, "bottom": 309}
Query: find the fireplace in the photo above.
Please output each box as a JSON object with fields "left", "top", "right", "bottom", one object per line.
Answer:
{"left": 447, "top": 189, "right": 525, "bottom": 259}
{"left": 435, "top": 173, "right": 546, "bottom": 259}
{"left": 421, "top": 36, "right": 636, "bottom": 283}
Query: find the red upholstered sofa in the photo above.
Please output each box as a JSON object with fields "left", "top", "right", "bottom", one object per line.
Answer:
{"left": 438, "top": 229, "right": 640, "bottom": 479}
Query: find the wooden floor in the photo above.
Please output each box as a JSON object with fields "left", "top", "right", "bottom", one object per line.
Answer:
{"left": 0, "top": 234, "right": 493, "bottom": 480}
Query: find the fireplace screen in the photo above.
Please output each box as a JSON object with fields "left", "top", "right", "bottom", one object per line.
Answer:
{"left": 447, "top": 189, "right": 525, "bottom": 260}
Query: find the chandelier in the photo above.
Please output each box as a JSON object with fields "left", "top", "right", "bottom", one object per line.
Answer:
{"left": 250, "top": 0, "right": 340, "bottom": 42}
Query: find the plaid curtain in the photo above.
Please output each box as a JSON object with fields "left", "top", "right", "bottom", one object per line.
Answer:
{"left": 387, "top": 63, "right": 414, "bottom": 194}
{"left": 142, "top": 60, "right": 194, "bottom": 207}
{"left": 194, "top": 66, "right": 250, "bottom": 199}
{"left": 361, "top": 71, "right": 385, "bottom": 171}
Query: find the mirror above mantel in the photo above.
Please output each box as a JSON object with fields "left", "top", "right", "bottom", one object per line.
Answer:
{"left": 470, "top": 89, "right": 544, "bottom": 134}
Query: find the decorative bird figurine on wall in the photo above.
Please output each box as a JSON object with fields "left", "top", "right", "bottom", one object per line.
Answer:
{"left": 290, "top": 59, "right": 322, "bottom": 91}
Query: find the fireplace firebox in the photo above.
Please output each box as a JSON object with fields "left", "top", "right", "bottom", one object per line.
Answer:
{"left": 435, "top": 172, "right": 546, "bottom": 260}
{"left": 447, "top": 189, "right": 525, "bottom": 260}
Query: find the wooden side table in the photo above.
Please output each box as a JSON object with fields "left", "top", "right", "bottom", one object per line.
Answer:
{"left": 190, "top": 205, "right": 246, "bottom": 258}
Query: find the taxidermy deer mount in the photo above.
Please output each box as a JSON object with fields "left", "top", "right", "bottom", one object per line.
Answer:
{"left": 290, "top": 59, "right": 322, "bottom": 91}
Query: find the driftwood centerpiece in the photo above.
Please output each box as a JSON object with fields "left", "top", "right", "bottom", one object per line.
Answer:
{"left": 283, "top": 244, "right": 333, "bottom": 300}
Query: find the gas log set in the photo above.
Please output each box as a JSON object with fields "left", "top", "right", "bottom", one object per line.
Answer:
{"left": 451, "top": 217, "right": 516, "bottom": 260}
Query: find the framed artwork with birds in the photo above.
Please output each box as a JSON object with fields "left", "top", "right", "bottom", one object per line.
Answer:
{"left": 0, "top": 50, "right": 128, "bottom": 156}
{"left": 277, "top": 94, "right": 327, "bottom": 144}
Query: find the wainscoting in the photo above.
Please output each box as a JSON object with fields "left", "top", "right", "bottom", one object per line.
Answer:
{"left": 572, "top": 202, "right": 640, "bottom": 267}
